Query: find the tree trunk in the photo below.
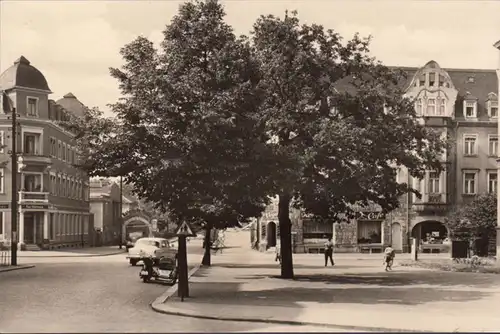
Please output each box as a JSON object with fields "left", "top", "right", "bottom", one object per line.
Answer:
{"left": 278, "top": 193, "right": 294, "bottom": 279}
{"left": 201, "top": 224, "right": 212, "bottom": 266}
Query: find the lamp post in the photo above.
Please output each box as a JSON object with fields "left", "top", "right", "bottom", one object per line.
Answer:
{"left": 119, "top": 176, "right": 123, "bottom": 249}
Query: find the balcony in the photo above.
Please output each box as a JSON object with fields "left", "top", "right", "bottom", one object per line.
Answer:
{"left": 413, "top": 193, "right": 449, "bottom": 213}
{"left": 18, "top": 154, "right": 52, "bottom": 169}
{"left": 19, "top": 191, "right": 49, "bottom": 204}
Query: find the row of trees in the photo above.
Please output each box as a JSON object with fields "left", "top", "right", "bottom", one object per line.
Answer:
{"left": 63, "top": 0, "right": 447, "bottom": 278}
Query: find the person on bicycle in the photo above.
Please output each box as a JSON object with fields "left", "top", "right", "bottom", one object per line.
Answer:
{"left": 383, "top": 245, "right": 396, "bottom": 271}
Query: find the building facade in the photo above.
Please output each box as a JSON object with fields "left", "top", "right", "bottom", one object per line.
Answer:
{"left": 495, "top": 40, "right": 500, "bottom": 257}
{"left": 0, "top": 56, "right": 91, "bottom": 250}
{"left": 254, "top": 60, "right": 498, "bottom": 254}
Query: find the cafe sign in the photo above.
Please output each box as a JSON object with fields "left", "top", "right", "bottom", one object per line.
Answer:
{"left": 356, "top": 211, "right": 386, "bottom": 221}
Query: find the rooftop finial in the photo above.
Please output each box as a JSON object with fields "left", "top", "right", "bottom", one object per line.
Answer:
{"left": 14, "top": 56, "right": 30, "bottom": 65}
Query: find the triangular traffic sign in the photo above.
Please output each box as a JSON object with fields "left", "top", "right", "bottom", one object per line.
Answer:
{"left": 175, "top": 221, "right": 196, "bottom": 237}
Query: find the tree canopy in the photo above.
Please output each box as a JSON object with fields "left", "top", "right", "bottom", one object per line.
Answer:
{"left": 251, "top": 11, "right": 448, "bottom": 277}
{"left": 69, "top": 2, "right": 448, "bottom": 277}
{"left": 75, "top": 0, "right": 277, "bottom": 233}
{"left": 446, "top": 193, "right": 497, "bottom": 243}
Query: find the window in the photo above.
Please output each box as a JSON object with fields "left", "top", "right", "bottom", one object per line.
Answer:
{"left": 27, "top": 97, "right": 38, "bottom": 116}
{"left": 0, "top": 213, "right": 3, "bottom": 235}
{"left": 23, "top": 133, "right": 41, "bottom": 155}
{"left": 62, "top": 143, "right": 66, "bottom": 161}
{"left": 24, "top": 174, "right": 42, "bottom": 192}
{"left": 488, "top": 172, "right": 497, "bottom": 194}
{"left": 437, "top": 98, "right": 446, "bottom": 115}
{"left": 463, "top": 172, "right": 477, "bottom": 195}
{"left": 489, "top": 135, "right": 498, "bottom": 156}
{"left": 429, "top": 172, "right": 440, "bottom": 193}
{"left": 0, "top": 131, "right": 4, "bottom": 154}
{"left": 58, "top": 141, "right": 62, "bottom": 159}
{"left": 357, "top": 221, "right": 382, "bottom": 244}
{"left": 50, "top": 213, "right": 55, "bottom": 240}
{"left": 488, "top": 100, "right": 498, "bottom": 118}
{"left": 426, "top": 98, "right": 436, "bottom": 115}
{"left": 0, "top": 169, "right": 4, "bottom": 193}
{"left": 464, "top": 135, "right": 477, "bottom": 156}
{"left": 429, "top": 72, "right": 436, "bottom": 87}
{"left": 463, "top": 100, "right": 477, "bottom": 118}
{"left": 415, "top": 99, "right": 423, "bottom": 115}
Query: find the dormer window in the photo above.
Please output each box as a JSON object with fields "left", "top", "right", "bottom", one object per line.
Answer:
{"left": 429, "top": 73, "right": 436, "bottom": 87}
{"left": 487, "top": 93, "right": 498, "bottom": 119}
{"left": 27, "top": 97, "right": 38, "bottom": 117}
{"left": 463, "top": 99, "right": 477, "bottom": 119}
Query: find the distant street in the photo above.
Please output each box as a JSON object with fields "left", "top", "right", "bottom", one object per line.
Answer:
{"left": 0, "top": 243, "right": 338, "bottom": 333}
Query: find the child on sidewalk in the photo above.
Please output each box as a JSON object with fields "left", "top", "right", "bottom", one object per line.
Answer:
{"left": 383, "top": 245, "right": 395, "bottom": 271}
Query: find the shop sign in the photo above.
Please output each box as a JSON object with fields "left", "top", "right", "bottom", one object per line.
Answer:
{"left": 21, "top": 204, "right": 49, "bottom": 210}
{"left": 356, "top": 211, "right": 386, "bottom": 221}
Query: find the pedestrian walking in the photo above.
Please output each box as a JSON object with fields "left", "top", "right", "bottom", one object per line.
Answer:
{"left": 383, "top": 244, "right": 395, "bottom": 271}
{"left": 275, "top": 241, "right": 281, "bottom": 264}
{"left": 324, "top": 236, "right": 334, "bottom": 267}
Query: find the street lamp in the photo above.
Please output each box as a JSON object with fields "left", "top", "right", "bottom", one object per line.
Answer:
{"left": 119, "top": 176, "right": 123, "bottom": 249}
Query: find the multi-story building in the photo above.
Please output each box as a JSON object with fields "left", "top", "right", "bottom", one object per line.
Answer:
{"left": 0, "top": 56, "right": 91, "bottom": 250}
{"left": 254, "top": 60, "right": 498, "bottom": 255}
{"left": 495, "top": 39, "right": 500, "bottom": 257}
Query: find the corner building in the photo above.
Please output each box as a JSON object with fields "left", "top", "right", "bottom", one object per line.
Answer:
{"left": 254, "top": 60, "right": 498, "bottom": 255}
{"left": 0, "top": 56, "right": 91, "bottom": 250}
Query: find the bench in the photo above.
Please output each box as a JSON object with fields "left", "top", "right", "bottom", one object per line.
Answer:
{"left": 359, "top": 244, "right": 383, "bottom": 254}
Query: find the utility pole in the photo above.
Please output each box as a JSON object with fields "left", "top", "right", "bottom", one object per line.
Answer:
{"left": 9, "top": 105, "right": 18, "bottom": 266}
{"left": 119, "top": 176, "right": 123, "bottom": 249}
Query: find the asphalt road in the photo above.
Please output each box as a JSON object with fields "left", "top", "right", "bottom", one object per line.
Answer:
{"left": 0, "top": 244, "right": 340, "bottom": 333}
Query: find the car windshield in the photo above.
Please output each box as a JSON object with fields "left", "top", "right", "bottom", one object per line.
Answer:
{"left": 136, "top": 239, "right": 162, "bottom": 247}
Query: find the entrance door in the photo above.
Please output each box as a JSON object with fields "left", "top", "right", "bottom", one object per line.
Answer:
{"left": 391, "top": 223, "right": 403, "bottom": 251}
{"left": 24, "top": 213, "right": 35, "bottom": 244}
{"left": 266, "top": 222, "right": 277, "bottom": 248}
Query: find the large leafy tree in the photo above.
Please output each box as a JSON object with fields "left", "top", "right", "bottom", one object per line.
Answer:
{"left": 251, "top": 11, "right": 447, "bottom": 278}
{"left": 446, "top": 193, "right": 497, "bottom": 255}
{"left": 75, "top": 0, "right": 276, "bottom": 266}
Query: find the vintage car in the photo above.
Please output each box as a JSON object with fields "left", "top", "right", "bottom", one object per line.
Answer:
{"left": 126, "top": 237, "right": 176, "bottom": 266}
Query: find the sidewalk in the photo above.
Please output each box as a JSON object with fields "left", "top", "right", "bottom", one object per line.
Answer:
{"left": 18, "top": 246, "right": 127, "bottom": 258}
{"left": 153, "top": 229, "right": 500, "bottom": 332}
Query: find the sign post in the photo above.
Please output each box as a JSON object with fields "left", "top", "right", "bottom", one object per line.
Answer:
{"left": 175, "top": 221, "right": 196, "bottom": 302}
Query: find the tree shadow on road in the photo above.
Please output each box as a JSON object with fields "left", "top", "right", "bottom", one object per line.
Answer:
{"left": 282, "top": 271, "right": 500, "bottom": 288}
{"left": 180, "top": 281, "right": 487, "bottom": 307}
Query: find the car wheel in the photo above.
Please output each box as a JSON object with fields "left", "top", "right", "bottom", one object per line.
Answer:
{"left": 130, "top": 259, "right": 138, "bottom": 266}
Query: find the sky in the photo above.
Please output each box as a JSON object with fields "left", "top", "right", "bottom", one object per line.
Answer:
{"left": 1, "top": 0, "right": 499, "bottom": 116}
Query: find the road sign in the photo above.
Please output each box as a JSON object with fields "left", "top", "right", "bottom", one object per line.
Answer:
{"left": 175, "top": 221, "right": 196, "bottom": 237}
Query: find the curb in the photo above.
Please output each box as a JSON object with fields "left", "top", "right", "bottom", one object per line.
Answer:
{"left": 18, "top": 250, "right": 127, "bottom": 258}
{"left": 0, "top": 265, "right": 35, "bottom": 273}
{"left": 151, "top": 263, "right": 202, "bottom": 306}
{"left": 151, "top": 297, "right": 429, "bottom": 332}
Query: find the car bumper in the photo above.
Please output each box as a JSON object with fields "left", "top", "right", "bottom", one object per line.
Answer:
{"left": 126, "top": 255, "right": 141, "bottom": 260}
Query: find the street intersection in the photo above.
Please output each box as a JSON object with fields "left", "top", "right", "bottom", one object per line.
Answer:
{"left": 0, "top": 242, "right": 339, "bottom": 333}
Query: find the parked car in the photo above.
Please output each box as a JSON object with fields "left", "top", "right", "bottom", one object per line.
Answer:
{"left": 126, "top": 237, "right": 175, "bottom": 266}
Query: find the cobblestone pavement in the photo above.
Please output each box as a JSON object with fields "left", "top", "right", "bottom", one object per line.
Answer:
{"left": 0, "top": 242, "right": 344, "bottom": 333}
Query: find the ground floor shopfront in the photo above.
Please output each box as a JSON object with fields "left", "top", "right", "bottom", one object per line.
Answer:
{"left": 0, "top": 204, "right": 91, "bottom": 250}
{"left": 252, "top": 208, "right": 451, "bottom": 254}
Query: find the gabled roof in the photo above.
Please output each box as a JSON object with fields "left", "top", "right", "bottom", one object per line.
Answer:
{"left": 56, "top": 92, "right": 87, "bottom": 117}
{"left": 333, "top": 63, "right": 497, "bottom": 107}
